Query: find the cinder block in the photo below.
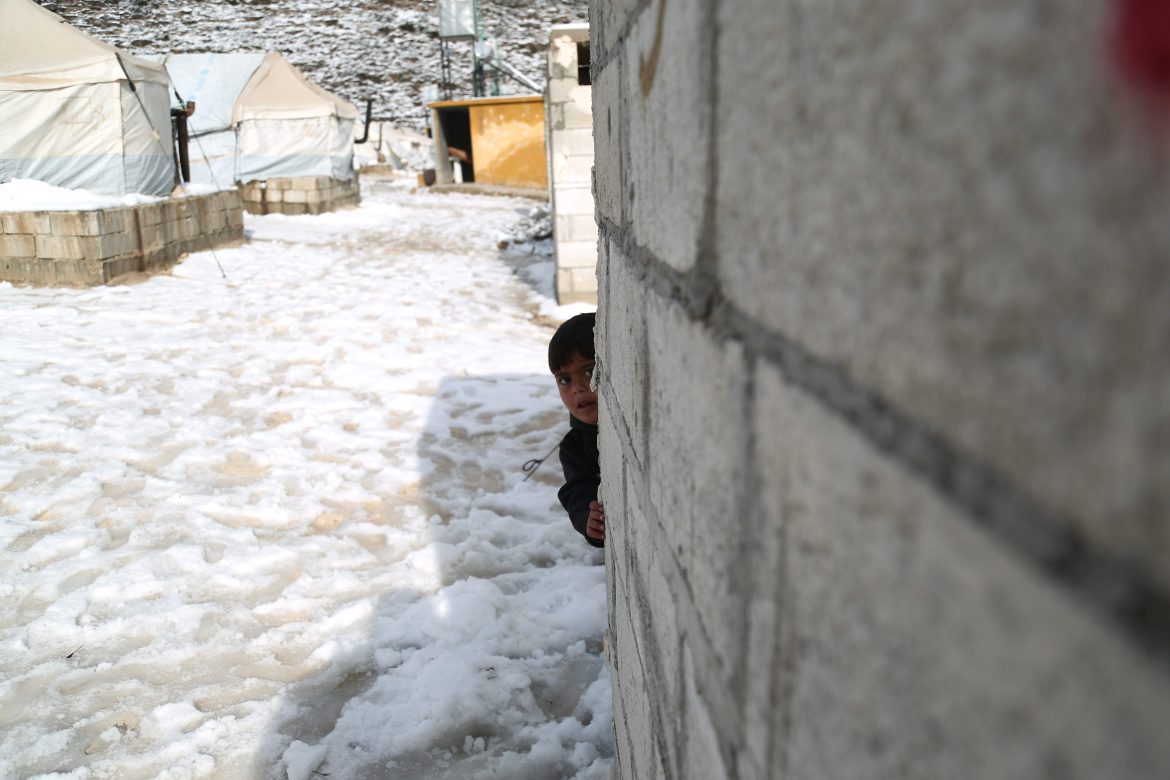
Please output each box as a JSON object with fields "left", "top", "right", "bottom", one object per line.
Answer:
{"left": 683, "top": 646, "right": 731, "bottom": 780}
{"left": 714, "top": 0, "right": 1170, "bottom": 590}
{"left": 2, "top": 212, "right": 52, "bottom": 235}
{"left": 97, "top": 208, "right": 132, "bottom": 234}
{"left": 592, "top": 49, "right": 622, "bottom": 226}
{"left": 560, "top": 92, "right": 594, "bottom": 131}
{"left": 624, "top": 0, "right": 709, "bottom": 273}
{"left": 289, "top": 176, "right": 322, "bottom": 190}
{"left": 554, "top": 186, "right": 596, "bottom": 219}
{"left": 0, "top": 256, "right": 37, "bottom": 282}
{"left": 558, "top": 126, "right": 595, "bottom": 159}
{"left": 137, "top": 224, "right": 164, "bottom": 256}
{"left": 555, "top": 239, "right": 597, "bottom": 269}
{"left": 645, "top": 294, "right": 746, "bottom": 678}
{"left": 597, "top": 239, "right": 647, "bottom": 470}
{"left": 0, "top": 233, "right": 35, "bottom": 257}
{"left": 569, "top": 265, "right": 598, "bottom": 293}
{"left": 548, "top": 35, "right": 578, "bottom": 81}
{"left": 35, "top": 234, "right": 86, "bottom": 260}
{"left": 53, "top": 258, "right": 102, "bottom": 286}
{"left": 740, "top": 363, "right": 786, "bottom": 780}
{"left": 611, "top": 562, "right": 656, "bottom": 780}
{"left": 642, "top": 521, "right": 683, "bottom": 780}
{"left": 552, "top": 147, "right": 594, "bottom": 184}
{"left": 102, "top": 255, "right": 141, "bottom": 282}
{"left": 284, "top": 190, "right": 308, "bottom": 204}
{"left": 756, "top": 363, "right": 1170, "bottom": 778}
{"left": 137, "top": 202, "right": 164, "bottom": 226}
{"left": 555, "top": 213, "right": 598, "bottom": 244}
{"left": 549, "top": 77, "right": 579, "bottom": 105}
{"left": 49, "top": 210, "right": 104, "bottom": 236}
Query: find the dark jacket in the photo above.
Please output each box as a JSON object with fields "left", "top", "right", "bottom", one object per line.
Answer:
{"left": 558, "top": 415, "right": 603, "bottom": 547}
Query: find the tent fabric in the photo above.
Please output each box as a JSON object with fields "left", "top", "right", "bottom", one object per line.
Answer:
{"left": 164, "top": 52, "right": 357, "bottom": 185}
{"left": 234, "top": 53, "right": 358, "bottom": 123}
{"left": 161, "top": 53, "right": 266, "bottom": 134}
{"left": 237, "top": 116, "right": 357, "bottom": 181}
{"left": 0, "top": 0, "right": 168, "bottom": 90}
{"left": 0, "top": 0, "right": 175, "bottom": 196}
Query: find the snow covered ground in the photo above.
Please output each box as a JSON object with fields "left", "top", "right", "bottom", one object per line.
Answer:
{"left": 0, "top": 177, "right": 610, "bottom": 779}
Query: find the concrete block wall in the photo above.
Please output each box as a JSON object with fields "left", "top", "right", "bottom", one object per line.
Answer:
{"left": 592, "top": 1, "right": 1170, "bottom": 778}
{"left": 0, "top": 190, "right": 243, "bottom": 287}
{"left": 548, "top": 23, "right": 599, "bottom": 304}
{"left": 239, "top": 174, "right": 361, "bottom": 216}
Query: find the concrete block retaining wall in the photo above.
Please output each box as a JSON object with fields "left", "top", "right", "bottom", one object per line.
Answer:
{"left": 593, "top": 1, "right": 1170, "bottom": 778}
{"left": 239, "top": 174, "right": 361, "bottom": 216}
{"left": 0, "top": 189, "right": 244, "bottom": 287}
{"left": 548, "top": 23, "right": 599, "bottom": 304}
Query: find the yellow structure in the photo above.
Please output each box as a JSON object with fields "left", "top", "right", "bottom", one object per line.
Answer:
{"left": 429, "top": 95, "right": 548, "bottom": 190}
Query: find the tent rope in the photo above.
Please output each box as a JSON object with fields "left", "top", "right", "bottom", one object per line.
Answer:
{"left": 114, "top": 51, "right": 228, "bottom": 280}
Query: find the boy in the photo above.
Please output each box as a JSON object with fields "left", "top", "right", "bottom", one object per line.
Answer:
{"left": 549, "top": 312, "right": 605, "bottom": 547}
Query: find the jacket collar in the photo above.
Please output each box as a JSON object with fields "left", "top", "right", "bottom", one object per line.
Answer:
{"left": 569, "top": 414, "right": 599, "bottom": 434}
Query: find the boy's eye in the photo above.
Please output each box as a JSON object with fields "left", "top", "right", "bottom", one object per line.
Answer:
{"left": 584, "top": 367, "right": 594, "bottom": 379}
{"left": 557, "top": 376, "right": 570, "bottom": 385}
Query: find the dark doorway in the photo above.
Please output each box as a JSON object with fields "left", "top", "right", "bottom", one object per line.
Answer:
{"left": 437, "top": 107, "right": 474, "bottom": 183}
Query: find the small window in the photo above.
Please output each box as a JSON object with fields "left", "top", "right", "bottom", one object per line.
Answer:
{"left": 577, "top": 41, "right": 591, "bottom": 86}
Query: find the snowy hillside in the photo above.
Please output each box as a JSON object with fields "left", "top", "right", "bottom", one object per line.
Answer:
{"left": 40, "top": 0, "right": 591, "bottom": 129}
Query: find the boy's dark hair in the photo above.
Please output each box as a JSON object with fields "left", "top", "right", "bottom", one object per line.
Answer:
{"left": 548, "top": 312, "right": 596, "bottom": 373}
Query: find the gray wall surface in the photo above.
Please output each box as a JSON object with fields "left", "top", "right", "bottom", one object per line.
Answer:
{"left": 591, "top": 1, "right": 1170, "bottom": 778}
{"left": 548, "top": 23, "right": 600, "bottom": 304}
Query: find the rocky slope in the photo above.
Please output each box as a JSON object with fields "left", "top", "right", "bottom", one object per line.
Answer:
{"left": 40, "top": 0, "right": 590, "bottom": 130}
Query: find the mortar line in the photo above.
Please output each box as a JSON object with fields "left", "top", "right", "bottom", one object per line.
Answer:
{"left": 598, "top": 213, "right": 1170, "bottom": 666}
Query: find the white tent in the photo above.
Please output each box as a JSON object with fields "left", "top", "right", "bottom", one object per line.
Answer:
{"left": 0, "top": 0, "right": 174, "bottom": 197}
{"left": 163, "top": 52, "right": 359, "bottom": 185}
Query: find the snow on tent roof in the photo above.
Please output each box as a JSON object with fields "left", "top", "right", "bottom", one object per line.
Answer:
{"left": 163, "top": 52, "right": 357, "bottom": 134}
{"left": 0, "top": 0, "right": 167, "bottom": 90}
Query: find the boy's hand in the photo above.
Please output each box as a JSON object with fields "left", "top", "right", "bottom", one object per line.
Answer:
{"left": 587, "top": 501, "right": 606, "bottom": 543}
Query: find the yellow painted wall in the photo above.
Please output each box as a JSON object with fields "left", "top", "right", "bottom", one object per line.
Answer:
{"left": 467, "top": 100, "right": 548, "bottom": 189}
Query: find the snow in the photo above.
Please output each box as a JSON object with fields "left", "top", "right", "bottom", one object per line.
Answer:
{"left": 0, "top": 180, "right": 161, "bottom": 212}
{"left": 0, "top": 180, "right": 235, "bottom": 212}
{"left": 0, "top": 177, "right": 607, "bottom": 779}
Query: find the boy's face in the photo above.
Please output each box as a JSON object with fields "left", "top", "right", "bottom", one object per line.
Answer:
{"left": 553, "top": 352, "right": 598, "bottom": 425}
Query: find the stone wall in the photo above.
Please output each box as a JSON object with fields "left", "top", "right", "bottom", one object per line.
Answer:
{"left": 0, "top": 189, "right": 243, "bottom": 287}
{"left": 547, "top": 22, "right": 598, "bottom": 304}
{"left": 592, "top": 1, "right": 1170, "bottom": 779}
{"left": 239, "top": 174, "right": 361, "bottom": 216}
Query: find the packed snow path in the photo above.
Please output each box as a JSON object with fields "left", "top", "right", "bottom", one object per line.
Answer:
{"left": 0, "top": 178, "right": 610, "bottom": 780}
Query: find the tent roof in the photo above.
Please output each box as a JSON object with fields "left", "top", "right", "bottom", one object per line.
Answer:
{"left": 233, "top": 53, "right": 358, "bottom": 123}
{"left": 0, "top": 0, "right": 167, "bottom": 90}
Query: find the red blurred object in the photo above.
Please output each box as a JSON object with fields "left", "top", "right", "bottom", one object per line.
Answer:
{"left": 1113, "top": 0, "right": 1170, "bottom": 100}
